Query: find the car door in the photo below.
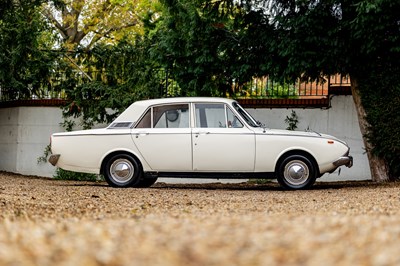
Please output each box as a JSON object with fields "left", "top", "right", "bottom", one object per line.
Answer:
{"left": 192, "top": 103, "right": 256, "bottom": 172}
{"left": 132, "top": 103, "right": 192, "bottom": 171}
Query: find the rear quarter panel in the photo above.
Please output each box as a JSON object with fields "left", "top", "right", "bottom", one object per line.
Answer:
{"left": 51, "top": 131, "right": 147, "bottom": 174}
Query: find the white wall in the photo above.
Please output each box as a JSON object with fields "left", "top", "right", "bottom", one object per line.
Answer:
{"left": 0, "top": 96, "right": 371, "bottom": 181}
{"left": 0, "top": 108, "right": 19, "bottom": 173}
{"left": 0, "top": 107, "right": 64, "bottom": 177}
{"left": 246, "top": 95, "right": 371, "bottom": 181}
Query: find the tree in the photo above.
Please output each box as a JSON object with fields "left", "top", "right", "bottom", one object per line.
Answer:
{"left": 37, "top": 0, "right": 163, "bottom": 127}
{"left": 0, "top": 0, "right": 56, "bottom": 100}
{"left": 154, "top": 0, "right": 400, "bottom": 181}
{"left": 252, "top": 0, "right": 400, "bottom": 181}
{"left": 61, "top": 39, "right": 163, "bottom": 129}
{"left": 41, "top": 0, "right": 157, "bottom": 49}
{"left": 152, "top": 0, "right": 276, "bottom": 96}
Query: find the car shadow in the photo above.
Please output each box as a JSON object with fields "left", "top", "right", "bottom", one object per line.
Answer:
{"left": 150, "top": 180, "right": 382, "bottom": 191}
{"left": 55, "top": 179, "right": 391, "bottom": 192}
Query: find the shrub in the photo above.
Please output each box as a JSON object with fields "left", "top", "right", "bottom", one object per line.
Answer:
{"left": 54, "top": 168, "right": 103, "bottom": 182}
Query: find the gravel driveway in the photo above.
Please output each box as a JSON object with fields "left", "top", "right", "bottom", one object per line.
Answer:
{"left": 1, "top": 172, "right": 400, "bottom": 266}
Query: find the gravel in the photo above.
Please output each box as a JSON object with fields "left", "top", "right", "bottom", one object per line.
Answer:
{"left": 1, "top": 172, "right": 400, "bottom": 266}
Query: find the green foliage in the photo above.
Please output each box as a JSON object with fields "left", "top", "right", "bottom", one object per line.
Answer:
{"left": 359, "top": 66, "right": 400, "bottom": 179}
{"left": 0, "top": 0, "right": 57, "bottom": 100}
{"left": 37, "top": 144, "right": 52, "bottom": 164}
{"left": 348, "top": 0, "right": 400, "bottom": 180}
{"left": 152, "top": 0, "right": 400, "bottom": 179}
{"left": 59, "top": 119, "right": 76, "bottom": 132}
{"left": 285, "top": 110, "right": 299, "bottom": 131}
{"left": 53, "top": 168, "right": 103, "bottom": 182}
{"left": 60, "top": 38, "right": 163, "bottom": 125}
{"left": 152, "top": 0, "right": 275, "bottom": 96}
{"left": 3, "top": 0, "right": 400, "bottom": 180}
{"left": 233, "top": 78, "right": 298, "bottom": 99}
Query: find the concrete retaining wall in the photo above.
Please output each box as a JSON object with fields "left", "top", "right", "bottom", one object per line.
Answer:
{"left": 0, "top": 95, "right": 371, "bottom": 181}
{"left": 0, "top": 107, "right": 64, "bottom": 177}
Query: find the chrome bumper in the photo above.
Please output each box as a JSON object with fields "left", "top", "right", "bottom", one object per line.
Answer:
{"left": 333, "top": 156, "right": 353, "bottom": 168}
{"left": 48, "top": 154, "right": 60, "bottom": 166}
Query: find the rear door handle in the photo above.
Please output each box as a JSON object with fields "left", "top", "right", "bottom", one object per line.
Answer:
{"left": 134, "top": 132, "right": 149, "bottom": 138}
{"left": 195, "top": 131, "right": 210, "bottom": 137}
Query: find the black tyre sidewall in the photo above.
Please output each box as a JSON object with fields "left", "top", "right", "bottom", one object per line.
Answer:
{"left": 277, "top": 155, "right": 317, "bottom": 190}
{"left": 104, "top": 154, "right": 142, "bottom": 188}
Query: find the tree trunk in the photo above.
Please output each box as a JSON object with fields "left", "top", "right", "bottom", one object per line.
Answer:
{"left": 350, "top": 77, "right": 390, "bottom": 182}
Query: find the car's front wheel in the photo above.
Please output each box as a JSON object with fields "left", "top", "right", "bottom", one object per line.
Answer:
{"left": 276, "top": 155, "right": 317, "bottom": 190}
{"left": 104, "top": 154, "right": 142, "bottom": 188}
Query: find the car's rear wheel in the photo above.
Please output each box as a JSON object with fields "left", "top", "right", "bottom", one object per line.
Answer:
{"left": 104, "top": 154, "right": 142, "bottom": 187}
{"left": 277, "top": 154, "right": 317, "bottom": 190}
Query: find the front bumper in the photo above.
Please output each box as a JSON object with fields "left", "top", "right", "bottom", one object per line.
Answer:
{"left": 48, "top": 154, "right": 60, "bottom": 166}
{"left": 333, "top": 156, "right": 353, "bottom": 168}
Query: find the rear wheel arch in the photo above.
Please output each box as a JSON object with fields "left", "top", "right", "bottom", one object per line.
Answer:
{"left": 100, "top": 151, "right": 143, "bottom": 176}
{"left": 101, "top": 151, "right": 144, "bottom": 187}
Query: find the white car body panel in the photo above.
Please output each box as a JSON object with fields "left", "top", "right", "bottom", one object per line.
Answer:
{"left": 253, "top": 131, "right": 348, "bottom": 172}
{"left": 192, "top": 127, "right": 255, "bottom": 171}
{"left": 132, "top": 128, "right": 192, "bottom": 171}
{"left": 49, "top": 97, "right": 352, "bottom": 188}
{"left": 51, "top": 129, "right": 149, "bottom": 174}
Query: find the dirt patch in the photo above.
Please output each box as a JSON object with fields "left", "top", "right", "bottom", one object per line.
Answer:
{"left": 1, "top": 172, "right": 400, "bottom": 265}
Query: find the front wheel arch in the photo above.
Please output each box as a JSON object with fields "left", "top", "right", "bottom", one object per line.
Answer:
{"left": 275, "top": 151, "right": 319, "bottom": 190}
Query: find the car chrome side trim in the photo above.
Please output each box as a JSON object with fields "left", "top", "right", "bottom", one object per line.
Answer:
{"left": 52, "top": 133, "right": 132, "bottom": 137}
{"left": 144, "top": 171, "right": 276, "bottom": 179}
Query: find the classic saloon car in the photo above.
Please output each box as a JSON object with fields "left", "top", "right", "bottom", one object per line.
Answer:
{"left": 49, "top": 97, "right": 352, "bottom": 189}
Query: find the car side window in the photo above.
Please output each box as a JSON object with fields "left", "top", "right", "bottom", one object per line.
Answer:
{"left": 227, "top": 107, "right": 243, "bottom": 128}
{"left": 195, "top": 103, "right": 243, "bottom": 128}
{"left": 195, "top": 103, "right": 244, "bottom": 128}
{"left": 136, "top": 104, "right": 189, "bottom": 128}
{"left": 135, "top": 109, "right": 151, "bottom": 128}
{"left": 195, "top": 103, "right": 231, "bottom": 128}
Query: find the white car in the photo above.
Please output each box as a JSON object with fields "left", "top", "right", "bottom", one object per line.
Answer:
{"left": 49, "top": 97, "right": 352, "bottom": 189}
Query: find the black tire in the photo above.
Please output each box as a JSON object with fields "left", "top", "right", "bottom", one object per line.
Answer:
{"left": 136, "top": 178, "right": 158, "bottom": 188}
{"left": 276, "top": 155, "right": 317, "bottom": 190}
{"left": 103, "top": 154, "right": 142, "bottom": 188}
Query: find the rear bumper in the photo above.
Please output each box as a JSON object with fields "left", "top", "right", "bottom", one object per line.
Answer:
{"left": 48, "top": 154, "right": 60, "bottom": 166}
{"left": 333, "top": 156, "right": 353, "bottom": 168}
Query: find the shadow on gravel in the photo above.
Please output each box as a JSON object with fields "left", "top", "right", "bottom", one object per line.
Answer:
{"left": 49, "top": 177, "right": 398, "bottom": 192}
{"left": 150, "top": 180, "right": 386, "bottom": 191}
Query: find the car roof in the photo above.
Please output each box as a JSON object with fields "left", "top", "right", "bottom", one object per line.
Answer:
{"left": 113, "top": 97, "right": 236, "bottom": 123}
{"left": 133, "top": 97, "right": 236, "bottom": 106}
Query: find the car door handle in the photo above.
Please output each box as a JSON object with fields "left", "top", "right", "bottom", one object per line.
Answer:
{"left": 195, "top": 131, "right": 210, "bottom": 137}
{"left": 134, "top": 132, "right": 149, "bottom": 138}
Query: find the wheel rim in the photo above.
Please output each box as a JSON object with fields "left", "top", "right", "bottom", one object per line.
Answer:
{"left": 110, "top": 158, "right": 135, "bottom": 184}
{"left": 283, "top": 160, "right": 309, "bottom": 186}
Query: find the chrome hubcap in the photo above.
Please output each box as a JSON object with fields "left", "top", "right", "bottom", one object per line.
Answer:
{"left": 110, "top": 159, "right": 135, "bottom": 183}
{"left": 284, "top": 160, "right": 309, "bottom": 185}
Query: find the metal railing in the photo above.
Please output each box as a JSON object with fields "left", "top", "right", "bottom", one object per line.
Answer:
{"left": 232, "top": 75, "right": 350, "bottom": 99}
{"left": 0, "top": 71, "right": 350, "bottom": 103}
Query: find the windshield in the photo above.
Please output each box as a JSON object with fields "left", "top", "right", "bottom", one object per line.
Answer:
{"left": 232, "top": 102, "right": 260, "bottom": 127}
